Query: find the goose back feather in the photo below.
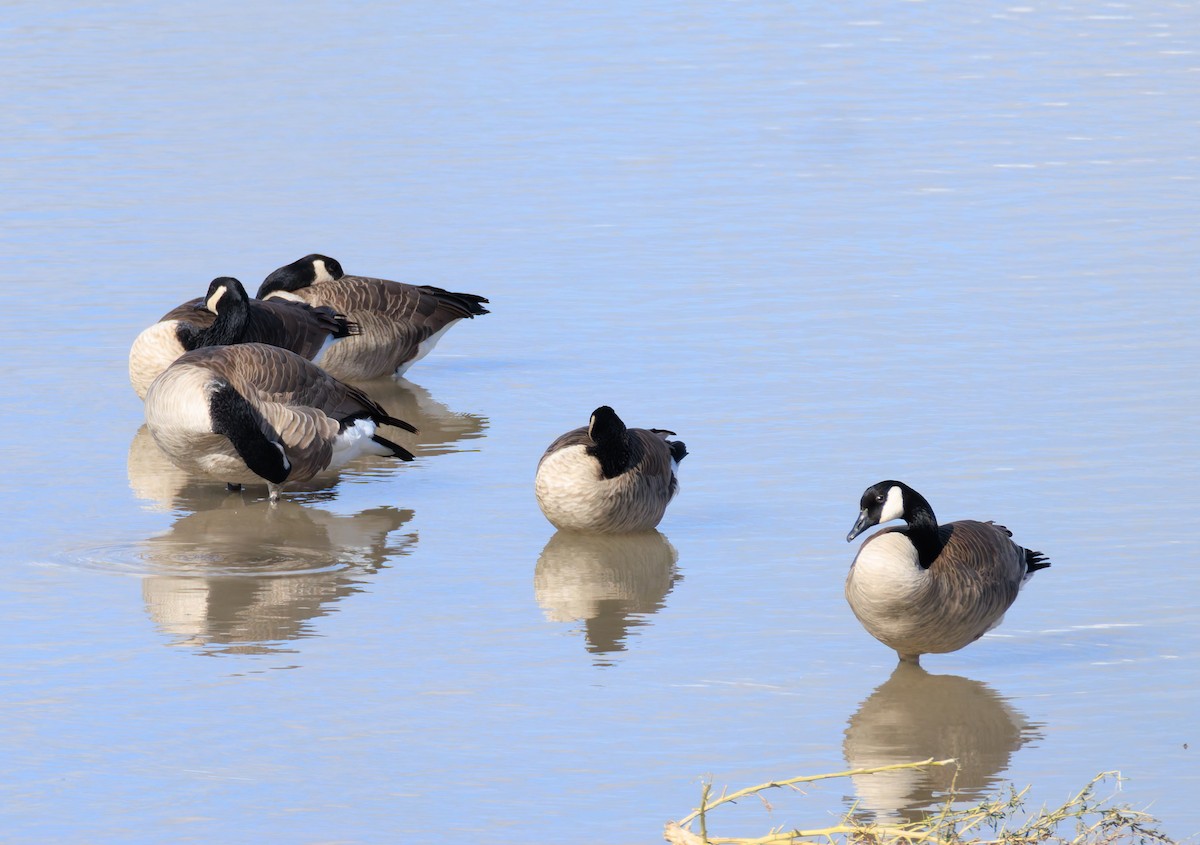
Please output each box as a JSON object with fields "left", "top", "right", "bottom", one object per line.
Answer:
{"left": 257, "top": 254, "right": 489, "bottom": 381}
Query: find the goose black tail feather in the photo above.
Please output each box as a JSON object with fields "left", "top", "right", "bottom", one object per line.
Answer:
{"left": 1025, "top": 549, "right": 1051, "bottom": 573}
{"left": 372, "top": 434, "right": 416, "bottom": 462}
{"left": 333, "top": 315, "right": 360, "bottom": 338}
{"left": 669, "top": 440, "right": 688, "bottom": 463}
{"left": 379, "top": 415, "right": 418, "bottom": 434}
{"left": 420, "top": 285, "right": 491, "bottom": 317}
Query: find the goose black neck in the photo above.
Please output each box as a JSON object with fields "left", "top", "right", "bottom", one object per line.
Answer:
{"left": 902, "top": 490, "right": 943, "bottom": 568}
{"left": 209, "top": 382, "right": 290, "bottom": 484}
{"left": 586, "top": 407, "right": 632, "bottom": 478}
{"left": 193, "top": 279, "right": 250, "bottom": 348}
{"left": 588, "top": 432, "right": 631, "bottom": 479}
{"left": 201, "top": 305, "right": 248, "bottom": 347}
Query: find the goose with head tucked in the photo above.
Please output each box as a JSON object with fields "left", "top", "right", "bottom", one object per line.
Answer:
{"left": 144, "top": 343, "right": 417, "bottom": 502}
{"left": 257, "top": 254, "right": 489, "bottom": 382}
{"left": 129, "top": 276, "right": 357, "bottom": 399}
{"left": 534, "top": 406, "right": 687, "bottom": 533}
{"left": 844, "top": 480, "right": 1050, "bottom": 664}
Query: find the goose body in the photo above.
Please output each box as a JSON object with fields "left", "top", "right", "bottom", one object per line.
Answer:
{"left": 534, "top": 406, "right": 687, "bottom": 533}
{"left": 844, "top": 481, "right": 1049, "bottom": 664}
{"left": 129, "top": 276, "right": 357, "bottom": 399}
{"left": 144, "top": 343, "right": 417, "bottom": 502}
{"left": 257, "top": 254, "right": 489, "bottom": 381}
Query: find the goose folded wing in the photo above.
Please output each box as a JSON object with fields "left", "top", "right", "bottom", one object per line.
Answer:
{"left": 253, "top": 400, "right": 338, "bottom": 478}
{"left": 629, "top": 430, "right": 679, "bottom": 496}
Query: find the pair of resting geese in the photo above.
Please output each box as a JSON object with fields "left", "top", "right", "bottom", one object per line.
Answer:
{"left": 132, "top": 256, "right": 1050, "bottom": 667}
{"left": 537, "top": 415, "right": 1051, "bottom": 667}
{"left": 537, "top": 419, "right": 1051, "bottom": 668}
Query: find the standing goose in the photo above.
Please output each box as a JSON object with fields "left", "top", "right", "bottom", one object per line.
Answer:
{"left": 844, "top": 481, "right": 1050, "bottom": 664}
{"left": 256, "top": 254, "right": 489, "bottom": 381}
{"left": 144, "top": 343, "right": 417, "bottom": 502}
{"left": 534, "top": 406, "right": 687, "bottom": 533}
{"left": 129, "top": 276, "right": 357, "bottom": 399}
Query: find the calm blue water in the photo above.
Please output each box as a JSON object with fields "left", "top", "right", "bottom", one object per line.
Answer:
{"left": 1, "top": 3, "right": 1198, "bottom": 843}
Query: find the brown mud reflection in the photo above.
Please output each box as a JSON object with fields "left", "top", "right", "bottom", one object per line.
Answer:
{"left": 139, "top": 497, "right": 417, "bottom": 654}
{"left": 128, "top": 376, "right": 486, "bottom": 510}
{"left": 843, "top": 663, "right": 1043, "bottom": 823}
{"left": 534, "top": 530, "right": 682, "bottom": 665}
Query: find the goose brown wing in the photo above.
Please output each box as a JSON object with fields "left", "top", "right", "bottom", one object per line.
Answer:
{"left": 194, "top": 344, "right": 325, "bottom": 401}
{"left": 251, "top": 401, "right": 338, "bottom": 480}
{"left": 157, "top": 297, "right": 212, "bottom": 325}
{"left": 932, "top": 520, "right": 1026, "bottom": 624}
{"left": 628, "top": 429, "right": 679, "bottom": 497}
{"left": 342, "top": 275, "right": 486, "bottom": 322}
{"left": 325, "top": 275, "right": 478, "bottom": 338}
{"left": 207, "top": 343, "right": 413, "bottom": 434}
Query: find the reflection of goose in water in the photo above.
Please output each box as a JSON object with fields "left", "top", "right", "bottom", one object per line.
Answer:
{"left": 127, "top": 423, "right": 342, "bottom": 512}
{"left": 843, "top": 663, "right": 1042, "bottom": 824}
{"left": 534, "top": 530, "right": 681, "bottom": 663}
{"left": 128, "top": 379, "right": 484, "bottom": 509}
{"left": 344, "top": 377, "right": 487, "bottom": 457}
{"left": 139, "top": 497, "right": 416, "bottom": 653}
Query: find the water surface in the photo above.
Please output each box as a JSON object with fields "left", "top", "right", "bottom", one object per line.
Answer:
{"left": 1, "top": 2, "right": 1198, "bottom": 843}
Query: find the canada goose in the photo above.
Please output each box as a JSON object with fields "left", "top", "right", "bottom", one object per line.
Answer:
{"left": 256, "top": 254, "right": 490, "bottom": 381}
{"left": 129, "top": 276, "right": 357, "bottom": 399}
{"left": 844, "top": 481, "right": 1050, "bottom": 664}
{"left": 534, "top": 406, "right": 687, "bottom": 533}
{"left": 143, "top": 343, "right": 418, "bottom": 502}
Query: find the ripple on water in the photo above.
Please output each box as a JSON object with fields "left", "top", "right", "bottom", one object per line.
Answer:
{"left": 44, "top": 501, "right": 418, "bottom": 578}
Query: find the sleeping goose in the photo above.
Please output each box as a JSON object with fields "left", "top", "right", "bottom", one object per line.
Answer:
{"left": 143, "top": 343, "right": 417, "bottom": 502}
{"left": 534, "top": 406, "right": 687, "bottom": 533}
{"left": 844, "top": 480, "right": 1050, "bottom": 664}
{"left": 129, "top": 276, "right": 357, "bottom": 399}
{"left": 256, "top": 254, "right": 489, "bottom": 381}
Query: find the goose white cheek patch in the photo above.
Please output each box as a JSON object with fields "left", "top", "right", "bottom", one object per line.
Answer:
{"left": 313, "top": 259, "right": 335, "bottom": 283}
{"left": 205, "top": 286, "right": 226, "bottom": 313}
{"left": 879, "top": 485, "right": 905, "bottom": 524}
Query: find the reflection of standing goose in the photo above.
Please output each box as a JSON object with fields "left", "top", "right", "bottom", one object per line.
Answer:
{"left": 140, "top": 498, "right": 416, "bottom": 653}
{"left": 845, "top": 481, "right": 1050, "bottom": 663}
{"left": 843, "top": 663, "right": 1041, "bottom": 824}
{"left": 257, "top": 254, "right": 489, "bottom": 381}
{"left": 534, "top": 530, "right": 681, "bottom": 661}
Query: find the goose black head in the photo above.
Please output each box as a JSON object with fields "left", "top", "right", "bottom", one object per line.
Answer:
{"left": 204, "top": 276, "right": 250, "bottom": 314}
{"left": 257, "top": 254, "right": 345, "bottom": 298}
{"left": 847, "top": 480, "right": 915, "bottom": 542}
{"left": 588, "top": 406, "right": 627, "bottom": 445}
{"left": 586, "top": 406, "right": 632, "bottom": 479}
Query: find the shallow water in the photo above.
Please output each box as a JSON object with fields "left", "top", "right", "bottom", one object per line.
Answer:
{"left": 2, "top": 2, "right": 1199, "bottom": 842}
